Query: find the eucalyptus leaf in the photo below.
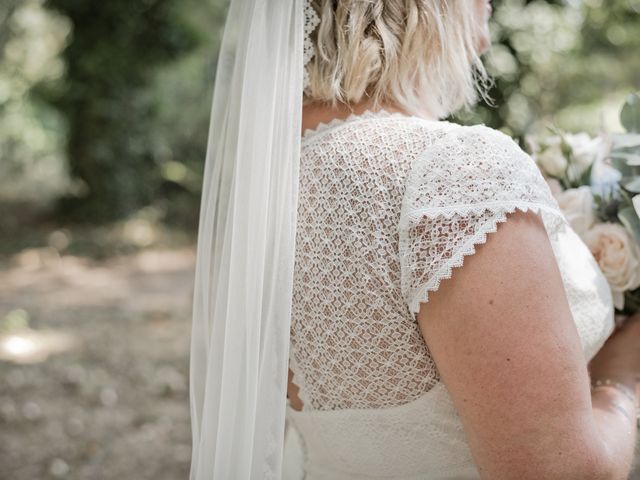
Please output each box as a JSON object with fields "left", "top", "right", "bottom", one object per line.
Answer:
{"left": 609, "top": 151, "right": 640, "bottom": 166}
{"left": 621, "top": 93, "right": 640, "bottom": 133}
{"left": 578, "top": 160, "right": 594, "bottom": 186}
{"left": 611, "top": 133, "right": 640, "bottom": 150}
{"left": 545, "top": 124, "right": 564, "bottom": 137}
{"left": 619, "top": 187, "right": 634, "bottom": 205}
{"left": 604, "top": 199, "right": 623, "bottom": 222}
{"left": 621, "top": 176, "right": 640, "bottom": 193}
{"left": 610, "top": 156, "right": 635, "bottom": 176}
{"left": 618, "top": 205, "right": 640, "bottom": 245}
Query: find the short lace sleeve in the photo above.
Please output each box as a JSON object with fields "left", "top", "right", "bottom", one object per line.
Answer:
{"left": 398, "top": 124, "right": 570, "bottom": 317}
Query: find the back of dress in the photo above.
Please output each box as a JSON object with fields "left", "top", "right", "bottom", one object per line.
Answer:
{"left": 285, "top": 110, "right": 615, "bottom": 480}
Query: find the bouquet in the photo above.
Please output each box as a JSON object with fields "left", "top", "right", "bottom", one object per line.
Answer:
{"left": 526, "top": 93, "right": 640, "bottom": 319}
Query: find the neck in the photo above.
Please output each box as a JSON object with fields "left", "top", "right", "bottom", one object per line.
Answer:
{"left": 301, "top": 98, "right": 437, "bottom": 135}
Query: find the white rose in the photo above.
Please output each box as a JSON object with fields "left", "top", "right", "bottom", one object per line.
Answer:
{"left": 582, "top": 222, "right": 640, "bottom": 310}
{"left": 590, "top": 151, "right": 622, "bottom": 198}
{"left": 564, "top": 133, "right": 604, "bottom": 182}
{"left": 536, "top": 137, "right": 567, "bottom": 178}
{"left": 565, "top": 133, "right": 603, "bottom": 169}
{"left": 554, "top": 186, "right": 595, "bottom": 236}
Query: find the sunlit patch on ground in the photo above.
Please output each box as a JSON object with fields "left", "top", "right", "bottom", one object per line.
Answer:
{"left": 0, "top": 327, "right": 78, "bottom": 364}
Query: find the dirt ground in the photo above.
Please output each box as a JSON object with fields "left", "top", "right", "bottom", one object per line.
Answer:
{"left": 0, "top": 245, "right": 196, "bottom": 480}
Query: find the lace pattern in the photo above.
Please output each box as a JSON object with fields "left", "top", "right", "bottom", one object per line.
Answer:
{"left": 292, "top": 113, "right": 455, "bottom": 411}
{"left": 398, "top": 125, "right": 569, "bottom": 316}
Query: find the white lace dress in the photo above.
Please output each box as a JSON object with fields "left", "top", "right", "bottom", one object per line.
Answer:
{"left": 282, "top": 110, "right": 618, "bottom": 480}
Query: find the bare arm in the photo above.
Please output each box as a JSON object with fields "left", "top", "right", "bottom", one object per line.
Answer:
{"left": 589, "top": 316, "right": 640, "bottom": 478}
{"left": 591, "top": 386, "right": 637, "bottom": 479}
{"left": 417, "top": 209, "right": 637, "bottom": 480}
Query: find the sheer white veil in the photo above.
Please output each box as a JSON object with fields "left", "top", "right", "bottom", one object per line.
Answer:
{"left": 189, "top": 0, "right": 304, "bottom": 478}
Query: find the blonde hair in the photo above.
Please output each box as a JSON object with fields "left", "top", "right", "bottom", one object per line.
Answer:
{"left": 304, "top": 0, "right": 493, "bottom": 118}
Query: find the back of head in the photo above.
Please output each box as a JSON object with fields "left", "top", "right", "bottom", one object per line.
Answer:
{"left": 304, "top": 0, "right": 493, "bottom": 119}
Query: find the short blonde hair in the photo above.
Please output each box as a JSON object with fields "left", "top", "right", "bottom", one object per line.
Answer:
{"left": 304, "top": 0, "right": 492, "bottom": 119}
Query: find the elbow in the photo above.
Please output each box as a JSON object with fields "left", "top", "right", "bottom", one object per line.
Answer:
{"left": 491, "top": 444, "right": 625, "bottom": 480}
{"left": 569, "top": 444, "right": 628, "bottom": 480}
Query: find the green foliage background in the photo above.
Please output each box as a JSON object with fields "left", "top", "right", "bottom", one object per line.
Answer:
{"left": 1, "top": 0, "right": 639, "bottom": 228}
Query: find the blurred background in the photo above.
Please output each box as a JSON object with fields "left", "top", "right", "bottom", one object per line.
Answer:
{"left": 0, "top": 0, "right": 638, "bottom": 478}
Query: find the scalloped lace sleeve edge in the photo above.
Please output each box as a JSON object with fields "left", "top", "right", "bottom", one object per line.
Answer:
{"left": 403, "top": 203, "right": 569, "bottom": 317}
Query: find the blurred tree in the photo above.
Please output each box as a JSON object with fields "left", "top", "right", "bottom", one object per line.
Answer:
{"left": 0, "top": 1, "right": 21, "bottom": 53}
{"left": 553, "top": 0, "right": 640, "bottom": 130}
{"left": 455, "top": 0, "right": 576, "bottom": 134}
{"left": 456, "top": 0, "right": 640, "bottom": 139}
{"left": 0, "top": 0, "right": 69, "bottom": 205}
{"left": 42, "top": 0, "right": 200, "bottom": 221}
{"left": 146, "top": 0, "right": 229, "bottom": 227}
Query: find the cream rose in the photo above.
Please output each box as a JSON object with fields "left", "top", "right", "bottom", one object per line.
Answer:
{"left": 554, "top": 186, "right": 595, "bottom": 236}
{"left": 582, "top": 222, "right": 640, "bottom": 310}
{"left": 536, "top": 137, "right": 567, "bottom": 178}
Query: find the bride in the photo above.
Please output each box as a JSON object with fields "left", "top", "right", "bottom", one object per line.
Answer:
{"left": 189, "top": 1, "right": 640, "bottom": 479}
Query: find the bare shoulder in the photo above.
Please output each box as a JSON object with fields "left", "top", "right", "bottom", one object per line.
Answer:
{"left": 416, "top": 207, "right": 602, "bottom": 478}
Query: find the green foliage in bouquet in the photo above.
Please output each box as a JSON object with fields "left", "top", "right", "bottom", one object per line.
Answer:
{"left": 592, "top": 93, "right": 640, "bottom": 313}
{"left": 529, "top": 93, "right": 640, "bottom": 315}
{"left": 596, "top": 94, "right": 640, "bottom": 239}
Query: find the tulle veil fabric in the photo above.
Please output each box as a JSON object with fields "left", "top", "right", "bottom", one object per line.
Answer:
{"left": 188, "top": 1, "right": 304, "bottom": 478}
